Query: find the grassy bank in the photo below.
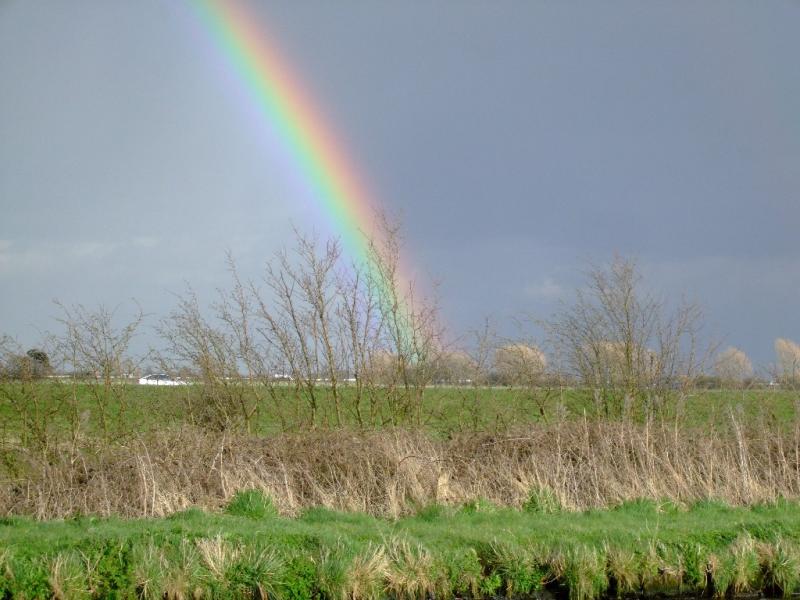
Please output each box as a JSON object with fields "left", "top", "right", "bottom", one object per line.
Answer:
{"left": 3, "top": 494, "right": 800, "bottom": 599}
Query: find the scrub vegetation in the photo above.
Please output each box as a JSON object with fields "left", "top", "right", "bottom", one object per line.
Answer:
{"left": 2, "top": 223, "right": 800, "bottom": 597}
{"left": 3, "top": 408, "right": 800, "bottom": 519}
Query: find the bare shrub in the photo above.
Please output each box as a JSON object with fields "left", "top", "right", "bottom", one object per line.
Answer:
{"left": 3, "top": 413, "right": 800, "bottom": 519}
{"left": 254, "top": 232, "right": 346, "bottom": 428}
{"left": 216, "top": 256, "right": 293, "bottom": 431}
{"left": 366, "top": 212, "right": 444, "bottom": 426}
{"left": 159, "top": 285, "right": 262, "bottom": 432}
{"left": 156, "top": 217, "right": 443, "bottom": 431}
{"left": 545, "top": 256, "right": 707, "bottom": 417}
{"left": 334, "top": 260, "right": 385, "bottom": 427}
{"left": 451, "top": 321, "right": 497, "bottom": 431}
{"left": 55, "top": 302, "right": 144, "bottom": 439}
{"left": 0, "top": 336, "right": 67, "bottom": 453}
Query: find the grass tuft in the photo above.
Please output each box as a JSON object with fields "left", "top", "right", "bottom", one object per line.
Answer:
{"left": 550, "top": 545, "right": 608, "bottom": 600}
{"left": 759, "top": 538, "right": 800, "bottom": 597}
{"left": 225, "top": 489, "right": 278, "bottom": 520}
{"left": 482, "top": 540, "right": 546, "bottom": 597}
{"left": 604, "top": 543, "right": 638, "bottom": 597}
{"left": 47, "top": 551, "right": 90, "bottom": 600}
{"left": 523, "top": 485, "right": 562, "bottom": 514}
{"left": 345, "top": 544, "right": 388, "bottom": 600}
{"left": 384, "top": 536, "right": 446, "bottom": 599}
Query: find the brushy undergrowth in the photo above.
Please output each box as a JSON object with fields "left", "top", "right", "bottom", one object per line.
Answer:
{"left": 3, "top": 494, "right": 800, "bottom": 599}
{"left": 4, "top": 414, "right": 800, "bottom": 519}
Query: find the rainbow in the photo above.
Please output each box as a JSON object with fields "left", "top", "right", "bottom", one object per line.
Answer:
{"left": 189, "top": 0, "right": 419, "bottom": 316}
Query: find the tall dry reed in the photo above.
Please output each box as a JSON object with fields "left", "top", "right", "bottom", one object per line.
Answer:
{"left": 2, "top": 414, "right": 800, "bottom": 519}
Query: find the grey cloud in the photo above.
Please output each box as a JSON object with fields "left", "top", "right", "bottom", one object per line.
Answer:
{"left": 1, "top": 1, "right": 798, "bottom": 366}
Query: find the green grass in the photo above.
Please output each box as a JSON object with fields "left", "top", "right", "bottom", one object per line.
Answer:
{"left": 3, "top": 494, "right": 800, "bottom": 599}
{"left": 1, "top": 381, "right": 797, "bottom": 439}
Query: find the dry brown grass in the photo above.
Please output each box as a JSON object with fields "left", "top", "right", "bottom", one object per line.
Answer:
{"left": 2, "top": 414, "right": 800, "bottom": 519}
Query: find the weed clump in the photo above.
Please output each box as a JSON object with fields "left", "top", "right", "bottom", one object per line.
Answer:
{"left": 47, "top": 551, "right": 90, "bottom": 600}
{"left": 442, "top": 547, "right": 482, "bottom": 598}
{"left": 225, "top": 489, "right": 278, "bottom": 520}
{"left": 759, "top": 538, "right": 800, "bottom": 597}
{"left": 551, "top": 545, "right": 608, "bottom": 600}
{"left": 458, "top": 497, "right": 497, "bottom": 515}
{"left": 523, "top": 486, "right": 562, "bottom": 514}
{"left": 479, "top": 540, "right": 547, "bottom": 597}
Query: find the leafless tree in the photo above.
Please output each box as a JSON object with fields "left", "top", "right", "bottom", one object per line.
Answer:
{"left": 159, "top": 287, "right": 258, "bottom": 431}
{"left": 251, "top": 232, "right": 344, "bottom": 428}
{"left": 544, "top": 255, "right": 707, "bottom": 417}
{"left": 56, "top": 302, "right": 144, "bottom": 438}
{"left": 335, "top": 262, "right": 385, "bottom": 427}
{"left": 214, "top": 255, "right": 291, "bottom": 431}
{"left": 366, "top": 212, "right": 444, "bottom": 426}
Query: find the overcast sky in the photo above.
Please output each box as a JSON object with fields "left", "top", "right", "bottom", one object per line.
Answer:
{"left": 1, "top": 1, "right": 798, "bottom": 366}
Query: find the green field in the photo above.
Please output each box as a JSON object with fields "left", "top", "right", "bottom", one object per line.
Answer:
{"left": 3, "top": 492, "right": 800, "bottom": 599}
{"left": 1, "top": 382, "right": 797, "bottom": 438}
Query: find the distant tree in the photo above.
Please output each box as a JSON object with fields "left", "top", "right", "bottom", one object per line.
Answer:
{"left": 494, "top": 343, "right": 547, "bottom": 386}
{"left": 775, "top": 338, "right": 800, "bottom": 387}
{"left": 363, "top": 350, "right": 398, "bottom": 386}
{"left": 591, "top": 340, "right": 656, "bottom": 386}
{"left": 4, "top": 354, "right": 34, "bottom": 381}
{"left": 430, "top": 350, "right": 476, "bottom": 384}
{"left": 26, "top": 348, "right": 51, "bottom": 378}
{"left": 0, "top": 344, "right": 51, "bottom": 381}
{"left": 714, "top": 346, "right": 753, "bottom": 388}
{"left": 26, "top": 348, "right": 49, "bottom": 367}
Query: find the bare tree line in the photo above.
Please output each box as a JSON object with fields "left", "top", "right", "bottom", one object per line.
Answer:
{"left": 153, "top": 217, "right": 445, "bottom": 431}
{"left": 2, "top": 221, "right": 799, "bottom": 433}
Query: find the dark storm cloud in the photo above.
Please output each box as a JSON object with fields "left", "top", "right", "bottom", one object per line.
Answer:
{"left": 1, "top": 1, "right": 798, "bottom": 364}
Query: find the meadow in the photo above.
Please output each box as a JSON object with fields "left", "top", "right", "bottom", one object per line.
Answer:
{"left": 1, "top": 381, "right": 797, "bottom": 438}
{"left": 3, "top": 382, "right": 800, "bottom": 598}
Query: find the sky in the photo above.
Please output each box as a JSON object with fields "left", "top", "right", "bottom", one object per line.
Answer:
{"left": 1, "top": 1, "right": 798, "bottom": 367}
